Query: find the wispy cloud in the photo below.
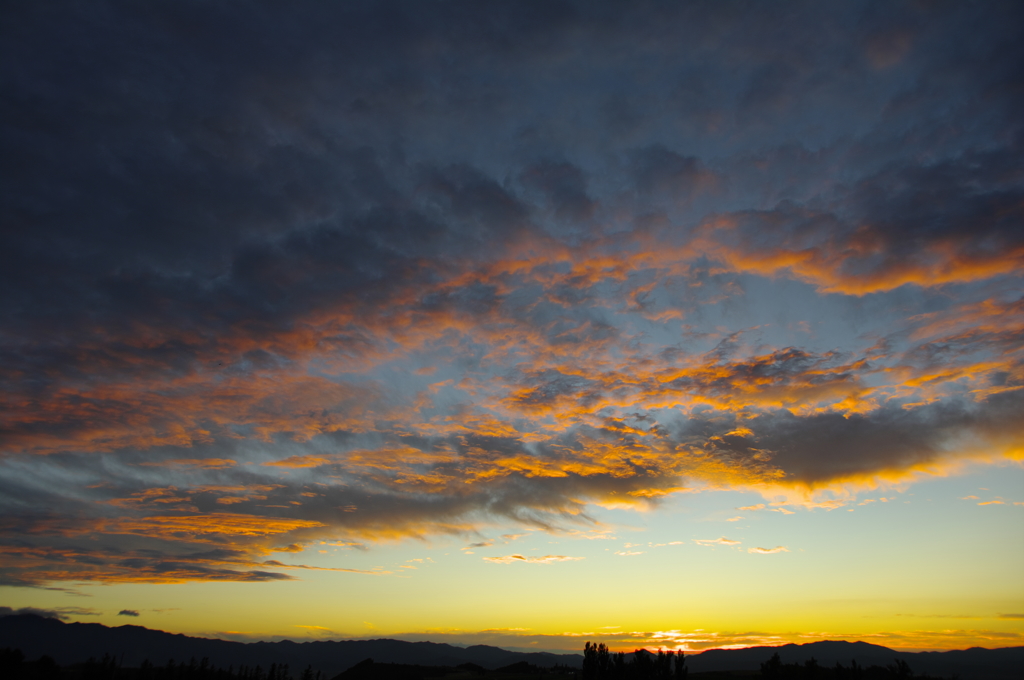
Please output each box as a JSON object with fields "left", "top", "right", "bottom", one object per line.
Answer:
{"left": 0, "top": 606, "right": 101, "bottom": 620}
{"left": 294, "top": 625, "right": 336, "bottom": 636}
{"left": 694, "top": 538, "right": 741, "bottom": 546}
{"left": 748, "top": 546, "right": 789, "bottom": 554}
{"left": 483, "top": 555, "right": 584, "bottom": 564}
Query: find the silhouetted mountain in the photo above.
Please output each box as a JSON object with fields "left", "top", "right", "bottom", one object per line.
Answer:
{"left": 685, "top": 640, "right": 1024, "bottom": 679}
{"left": 0, "top": 616, "right": 581, "bottom": 676}
{"left": 3, "top": 617, "right": 1021, "bottom": 680}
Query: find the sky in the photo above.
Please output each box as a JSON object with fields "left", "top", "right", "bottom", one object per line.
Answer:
{"left": 1, "top": 0, "right": 1023, "bottom": 655}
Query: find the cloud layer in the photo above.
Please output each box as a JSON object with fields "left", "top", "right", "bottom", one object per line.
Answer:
{"left": 1, "top": 0, "right": 1022, "bottom": 586}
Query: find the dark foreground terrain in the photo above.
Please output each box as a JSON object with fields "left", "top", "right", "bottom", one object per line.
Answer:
{"left": 1, "top": 615, "right": 1021, "bottom": 680}
{"left": 0, "top": 615, "right": 580, "bottom": 672}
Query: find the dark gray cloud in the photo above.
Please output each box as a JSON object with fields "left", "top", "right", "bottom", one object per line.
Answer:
{"left": 519, "top": 161, "right": 596, "bottom": 224}
{"left": 677, "top": 389, "right": 1024, "bottom": 485}
{"left": 3, "top": 1, "right": 1019, "bottom": 340}
{"left": 0, "top": 606, "right": 99, "bottom": 620}
{"left": 118, "top": 609, "right": 140, "bottom": 617}
{"left": 0, "top": 606, "right": 64, "bottom": 619}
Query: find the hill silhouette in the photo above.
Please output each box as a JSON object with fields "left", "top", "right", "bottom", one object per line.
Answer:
{"left": 0, "top": 615, "right": 581, "bottom": 676}
{"left": 2, "top": 616, "right": 1021, "bottom": 680}
{"left": 684, "top": 640, "right": 1023, "bottom": 679}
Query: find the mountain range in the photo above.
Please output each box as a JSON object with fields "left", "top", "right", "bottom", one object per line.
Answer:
{"left": 683, "top": 639, "right": 1023, "bottom": 678}
{"left": 2, "top": 615, "right": 1021, "bottom": 680}
{"left": 0, "top": 615, "right": 579, "bottom": 674}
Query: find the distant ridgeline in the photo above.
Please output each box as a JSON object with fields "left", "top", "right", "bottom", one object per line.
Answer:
{"left": 579, "top": 642, "right": 957, "bottom": 680}
{"left": 0, "top": 648, "right": 580, "bottom": 680}
{"left": 0, "top": 643, "right": 990, "bottom": 680}
{"left": 1, "top": 649, "right": 322, "bottom": 680}
{"left": 2, "top": 617, "right": 1023, "bottom": 680}
{"left": 0, "top": 616, "right": 581, "bottom": 674}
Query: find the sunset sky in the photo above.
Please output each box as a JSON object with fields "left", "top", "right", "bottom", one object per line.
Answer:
{"left": 2, "top": 1, "right": 1022, "bottom": 654}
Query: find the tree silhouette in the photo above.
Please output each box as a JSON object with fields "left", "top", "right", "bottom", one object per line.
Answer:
{"left": 1, "top": 649, "right": 25, "bottom": 678}
{"left": 756, "top": 650, "right": 953, "bottom": 679}
{"left": 582, "top": 643, "right": 686, "bottom": 680}
{"left": 886, "top": 659, "right": 913, "bottom": 679}
{"left": 761, "top": 652, "right": 783, "bottom": 678}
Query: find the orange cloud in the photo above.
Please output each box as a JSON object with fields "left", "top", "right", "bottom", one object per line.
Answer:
{"left": 140, "top": 458, "right": 238, "bottom": 469}
{"left": 482, "top": 554, "right": 584, "bottom": 564}
{"left": 2, "top": 209, "right": 1021, "bottom": 590}
{"left": 686, "top": 213, "right": 1024, "bottom": 296}
{"left": 105, "top": 513, "right": 325, "bottom": 538}
{"left": 0, "top": 372, "right": 387, "bottom": 455}
{"left": 694, "top": 537, "right": 741, "bottom": 546}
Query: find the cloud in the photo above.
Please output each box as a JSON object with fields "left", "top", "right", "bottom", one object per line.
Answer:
{"left": 0, "top": 606, "right": 63, "bottom": 620}
{"left": 694, "top": 538, "right": 741, "bottom": 547}
{"left": 294, "top": 625, "right": 337, "bottom": 636}
{"left": 748, "top": 546, "right": 789, "bottom": 554}
{"left": 0, "top": 606, "right": 100, "bottom": 620}
{"left": 118, "top": 610, "right": 140, "bottom": 617}
{"left": 518, "top": 161, "right": 596, "bottom": 223}
{"left": 107, "top": 514, "right": 326, "bottom": 538}
{"left": 1, "top": 0, "right": 1022, "bottom": 587}
{"left": 483, "top": 554, "right": 584, "bottom": 564}
{"left": 141, "top": 459, "right": 238, "bottom": 470}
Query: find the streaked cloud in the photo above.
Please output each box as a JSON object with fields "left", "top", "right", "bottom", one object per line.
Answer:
{"left": 482, "top": 554, "right": 585, "bottom": 564}
{"left": 748, "top": 547, "right": 790, "bottom": 554}
{"left": 694, "top": 538, "right": 742, "bottom": 547}
{"left": 0, "top": 606, "right": 100, "bottom": 620}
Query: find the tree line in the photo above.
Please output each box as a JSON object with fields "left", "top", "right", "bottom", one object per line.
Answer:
{"left": 2, "top": 644, "right": 962, "bottom": 680}
{"left": 759, "top": 651, "right": 953, "bottom": 679}
{"left": 580, "top": 644, "right": 957, "bottom": 680}
{"left": 0, "top": 649, "right": 324, "bottom": 680}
